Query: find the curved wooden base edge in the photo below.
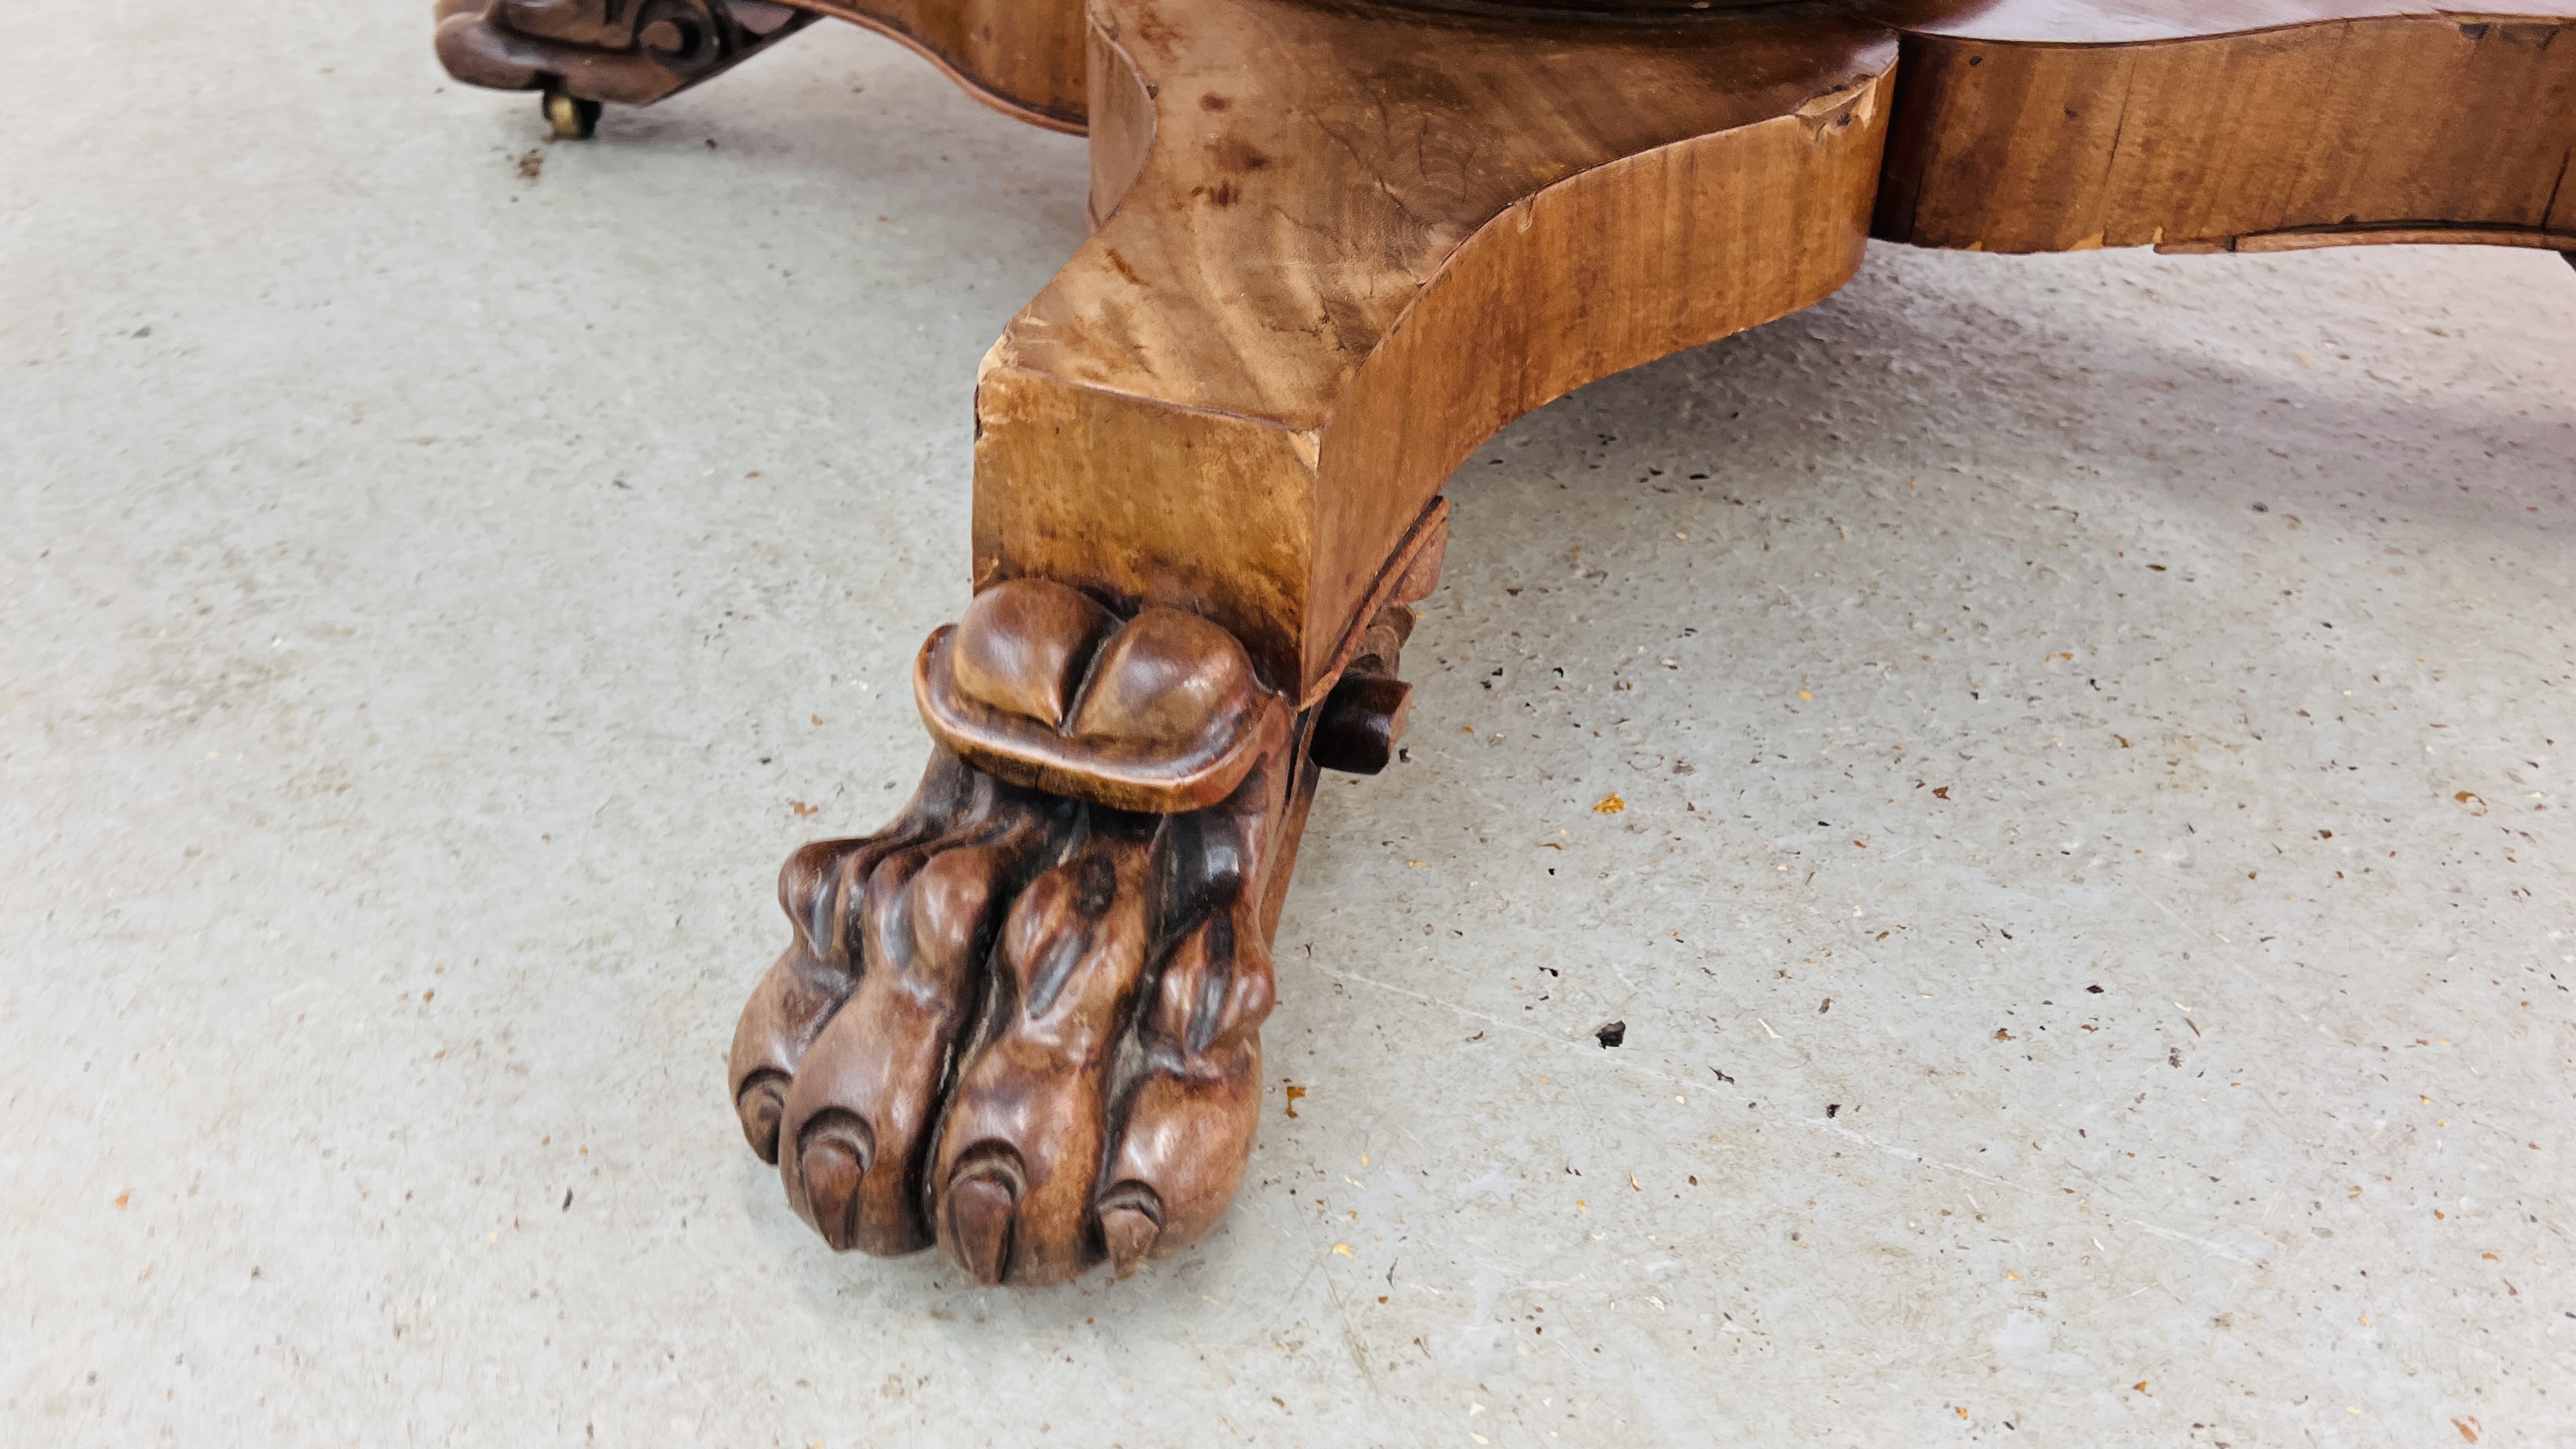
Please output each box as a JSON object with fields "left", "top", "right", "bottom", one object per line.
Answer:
{"left": 2155, "top": 223, "right": 2576, "bottom": 256}
{"left": 1875, "top": 7, "right": 2576, "bottom": 256}
{"left": 1318, "top": 71, "right": 1889, "bottom": 677}
{"left": 946, "top": 0, "right": 2576, "bottom": 700}
{"left": 795, "top": 0, "right": 1087, "bottom": 132}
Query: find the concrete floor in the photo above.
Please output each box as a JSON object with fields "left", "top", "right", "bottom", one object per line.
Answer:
{"left": 6, "top": 3, "right": 2575, "bottom": 1445}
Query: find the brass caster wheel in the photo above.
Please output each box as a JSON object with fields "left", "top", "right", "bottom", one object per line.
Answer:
{"left": 541, "top": 86, "right": 601, "bottom": 141}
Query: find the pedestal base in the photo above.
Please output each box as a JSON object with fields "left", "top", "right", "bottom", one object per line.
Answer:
{"left": 435, "top": 0, "right": 2576, "bottom": 1284}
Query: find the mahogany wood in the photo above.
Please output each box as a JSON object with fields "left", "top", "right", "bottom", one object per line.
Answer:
{"left": 434, "top": 0, "right": 2576, "bottom": 1285}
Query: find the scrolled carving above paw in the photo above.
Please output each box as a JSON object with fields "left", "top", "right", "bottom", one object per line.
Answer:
{"left": 915, "top": 579, "right": 1291, "bottom": 815}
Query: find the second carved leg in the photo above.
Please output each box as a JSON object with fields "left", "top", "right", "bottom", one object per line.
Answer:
{"left": 434, "top": 0, "right": 817, "bottom": 136}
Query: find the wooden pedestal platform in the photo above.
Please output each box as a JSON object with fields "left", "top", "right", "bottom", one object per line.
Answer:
{"left": 436, "top": 0, "right": 2575, "bottom": 1285}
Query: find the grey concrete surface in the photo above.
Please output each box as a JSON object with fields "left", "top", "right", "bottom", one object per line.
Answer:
{"left": 6, "top": 3, "right": 2575, "bottom": 1445}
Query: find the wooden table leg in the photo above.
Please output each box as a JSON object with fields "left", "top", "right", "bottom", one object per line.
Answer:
{"left": 730, "top": 0, "right": 1899, "bottom": 1285}
{"left": 431, "top": 0, "right": 2575, "bottom": 1285}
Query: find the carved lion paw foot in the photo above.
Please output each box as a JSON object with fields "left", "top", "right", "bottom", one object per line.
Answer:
{"left": 433, "top": 0, "right": 810, "bottom": 119}
{"left": 727, "top": 581, "right": 1299, "bottom": 1285}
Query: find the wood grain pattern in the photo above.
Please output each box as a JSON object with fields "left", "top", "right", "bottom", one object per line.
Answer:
{"left": 1874, "top": 0, "right": 2576, "bottom": 253}
{"left": 976, "top": 0, "right": 1900, "bottom": 700}
{"left": 794, "top": 0, "right": 1088, "bottom": 132}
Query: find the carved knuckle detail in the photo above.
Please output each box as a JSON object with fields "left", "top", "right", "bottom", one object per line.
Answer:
{"left": 1066, "top": 610, "right": 1255, "bottom": 749}
{"left": 951, "top": 579, "right": 1118, "bottom": 726}
{"left": 776, "top": 839, "right": 847, "bottom": 953}
{"left": 905, "top": 848, "right": 1000, "bottom": 966}
{"left": 917, "top": 580, "right": 1287, "bottom": 814}
{"left": 1144, "top": 908, "right": 1271, "bottom": 1055}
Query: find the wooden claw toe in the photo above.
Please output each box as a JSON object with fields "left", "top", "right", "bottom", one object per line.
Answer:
{"left": 433, "top": 0, "right": 813, "bottom": 107}
{"left": 797, "top": 1117, "right": 873, "bottom": 1252}
{"left": 945, "top": 1160, "right": 1024, "bottom": 1286}
{"left": 1098, "top": 1186, "right": 1163, "bottom": 1279}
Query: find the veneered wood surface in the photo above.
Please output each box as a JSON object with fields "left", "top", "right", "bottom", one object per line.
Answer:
{"left": 956, "top": 0, "right": 2572, "bottom": 707}
{"left": 1874, "top": 1, "right": 2576, "bottom": 252}
{"left": 975, "top": 0, "right": 1899, "bottom": 698}
{"left": 795, "top": 0, "right": 1089, "bottom": 131}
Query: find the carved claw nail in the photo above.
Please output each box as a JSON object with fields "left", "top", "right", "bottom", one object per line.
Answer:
{"left": 735, "top": 1070, "right": 788, "bottom": 1163}
{"left": 1098, "top": 1184, "right": 1163, "bottom": 1278}
{"left": 797, "top": 1115, "right": 874, "bottom": 1251}
{"left": 946, "top": 1153, "right": 1025, "bottom": 1285}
